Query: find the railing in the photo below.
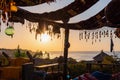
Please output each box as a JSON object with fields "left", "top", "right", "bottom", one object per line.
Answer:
{"left": 86, "top": 63, "right": 120, "bottom": 73}
{"left": 34, "top": 63, "right": 60, "bottom": 73}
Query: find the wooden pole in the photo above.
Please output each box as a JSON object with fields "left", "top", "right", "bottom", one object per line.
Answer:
{"left": 63, "top": 19, "right": 70, "bottom": 80}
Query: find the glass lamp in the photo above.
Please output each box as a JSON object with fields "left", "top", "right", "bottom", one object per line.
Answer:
{"left": 5, "top": 26, "right": 15, "bottom": 37}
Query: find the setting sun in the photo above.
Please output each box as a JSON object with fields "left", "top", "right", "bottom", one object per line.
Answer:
{"left": 40, "top": 33, "right": 51, "bottom": 43}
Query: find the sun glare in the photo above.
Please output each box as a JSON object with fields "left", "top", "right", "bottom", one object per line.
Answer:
{"left": 40, "top": 33, "right": 51, "bottom": 43}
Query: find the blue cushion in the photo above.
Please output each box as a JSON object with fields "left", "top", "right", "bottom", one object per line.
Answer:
{"left": 92, "top": 71, "right": 112, "bottom": 80}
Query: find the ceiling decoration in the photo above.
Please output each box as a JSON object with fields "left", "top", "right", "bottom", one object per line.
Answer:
{"left": 0, "top": 1, "right": 120, "bottom": 79}
{"left": 9, "top": 0, "right": 99, "bottom": 22}
{"left": 4, "top": 0, "right": 99, "bottom": 38}
{"left": 0, "top": 0, "right": 18, "bottom": 23}
{"left": 0, "top": 0, "right": 120, "bottom": 38}
{"left": 79, "top": 28, "right": 116, "bottom": 44}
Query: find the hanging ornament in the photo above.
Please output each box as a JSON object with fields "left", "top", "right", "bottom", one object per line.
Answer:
{"left": 81, "top": 32, "right": 83, "bottom": 39}
{"left": 92, "top": 32, "right": 94, "bottom": 39}
{"left": 88, "top": 32, "right": 90, "bottom": 39}
{"left": 2, "top": 11, "right": 7, "bottom": 23}
{"left": 110, "top": 30, "right": 113, "bottom": 38}
{"left": 0, "top": 13, "right": 1, "bottom": 32}
{"left": 57, "top": 34, "right": 61, "bottom": 39}
{"left": 84, "top": 31, "right": 87, "bottom": 39}
{"left": 104, "top": 30, "right": 106, "bottom": 37}
{"left": 79, "top": 32, "right": 83, "bottom": 40}
{"left": 101, "top": 31, "right": 104, "bottom": 35}
{"left": 5, "top": 26, "right": 14, "bottom": 37}
{"left": 95, "top": 32, "right": 98, "bottom": 39}
{"left": 114, "top": 28, "right": 120, "bottom": 38}
{"left": 0, "top": 22, "right": 1, "bottom": 32}
{"left": 79, "top": 32, "right": 81, "bottom": 40}
{"left": 106, "top": 30, "right": 109, "bottom": 37}
{"left": 32, "top": 26, "right": 36, "bottom": 32}
{"left": 99, "top": 31, "right": 101, "bottom": 38}
{"left": 10, "top": 1, "right": 17, "bottom": 12}
{"left": 92, "top": 40, "right": 94, "bottom": 45}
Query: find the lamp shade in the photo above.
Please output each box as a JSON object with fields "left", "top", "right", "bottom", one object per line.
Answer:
{"left": 10, "top": 5, "right": 17, "bottom": 12}
{"left": 5, "top": 26, "right": 15, "bottom": 37}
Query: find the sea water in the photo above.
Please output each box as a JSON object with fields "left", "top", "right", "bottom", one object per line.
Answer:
{"left": 49, "top": 51, "right": 120, "bottom": 62}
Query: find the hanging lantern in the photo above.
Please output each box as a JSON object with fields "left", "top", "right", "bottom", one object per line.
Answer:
{"left": 5, "top": 26, "right": 15, "bottom": 37}
{"left": 10, "top": 2, "right": 17, "bottom": 12}
{"left": 2, "top": 11, "right": 7, "bottom": 23}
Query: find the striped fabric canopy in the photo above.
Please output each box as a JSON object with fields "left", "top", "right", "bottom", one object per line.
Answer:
{"left": 8, "top": 0, "right": 120, "bottom": 30}
{"left": 14, "top": 0, "right": 56, "bottom": 6}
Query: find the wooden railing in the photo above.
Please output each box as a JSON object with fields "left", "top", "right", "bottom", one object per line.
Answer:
{"left": 86, "top": 63, "right": 120, "bottom": 73}
{"left": 34, "top": 63, "right": 60, "bottom": 73}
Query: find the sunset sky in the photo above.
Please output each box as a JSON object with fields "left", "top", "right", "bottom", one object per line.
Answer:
{"left": 0, "top": 0, "right": 120, "bottom": 52}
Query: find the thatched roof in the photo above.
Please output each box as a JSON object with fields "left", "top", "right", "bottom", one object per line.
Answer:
{"left": 93, "top": 50, "right": 110, "bottom": 62}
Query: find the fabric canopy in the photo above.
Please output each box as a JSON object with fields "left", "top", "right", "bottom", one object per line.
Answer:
{"left": 14, "top": 0, "right": 56, "bottom": 6}
{"left": 9, "top": 0, "right": 98, "bottom": 22}
{"left": 0, "top": 0, "right": 119, "bottom": 31}
{"left": 8, "top": 0, "right": 120, "bottom": 31}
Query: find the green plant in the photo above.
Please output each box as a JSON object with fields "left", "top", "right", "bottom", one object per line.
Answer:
{"left": 14, "top": 50, "right": 27, "bottom": 57}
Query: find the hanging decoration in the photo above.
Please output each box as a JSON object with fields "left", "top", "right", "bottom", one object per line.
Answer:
{"left": 10, "top": 1, "right": 17, "bottom": 12}
{"left": 24, "top": 20, "right": 61, "bottom": 41}
{"left": 4, "top": 22, "right": 15, "bottom": 37}
{"left": 0, "top": 0, "right": 17, "bottom": 34}
{"left": 79, "top": 28, "right": 116, "bottom": 44}
{"left": 0, "top": 0, "right": 17, "bottom": 23}
{"left": 35, "top": 22, "right": 61, "bottom": 40}
{"left": 0, "top": 13, "right": 1, "bottom": 32}
{"left": 5, "top": 26, "right": 14, "bottom": 37}
{"left": 9, "top": 0, "right": 99, "bottom": 23}
{"left": 0, "top": 0, "right": 119, "bottom": 41}
{"left": 114, "top": 28, "right": 120, "bottom": 38}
